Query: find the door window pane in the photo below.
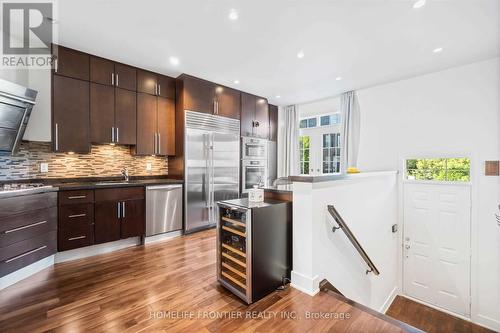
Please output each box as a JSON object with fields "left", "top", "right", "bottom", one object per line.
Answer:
{"left": 322, "top": 133, "right": 341, "bottom": 174}
{"left": 307, "top": 118, "right": 317, "bottom": 128}
{"left": 406, "top": 158, "right": 470, "bottom": 181}
{"left": 299, "top": 136, "right": 310, "bottom": 175}
{"left": 299, "top": 119, "right": 307, "bottom": 129}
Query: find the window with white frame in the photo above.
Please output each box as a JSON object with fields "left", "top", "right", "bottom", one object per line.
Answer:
{"left": 298, "top": 113, "right": 342, "bottom": 175}
{"left": 299, "top": 135, "right": 310, "bottom": 175}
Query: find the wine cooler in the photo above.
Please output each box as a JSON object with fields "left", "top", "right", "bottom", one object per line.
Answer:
{"left": 217, "top": 198, "right": 292, "bottom": 304}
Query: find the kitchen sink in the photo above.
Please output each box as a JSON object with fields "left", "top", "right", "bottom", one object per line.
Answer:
{"left": 94, "top": 181, "right": 131, "bottom": 186}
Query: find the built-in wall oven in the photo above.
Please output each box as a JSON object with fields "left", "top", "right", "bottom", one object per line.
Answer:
{"left": 242, "top": 137, "right": 268, "bottom": 160}
{"left": 241, "top": 159, "right": 268, "bottom": 193}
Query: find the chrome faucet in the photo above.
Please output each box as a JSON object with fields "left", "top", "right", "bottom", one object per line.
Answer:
{"left": 121, "top": 168, "right": 129, "bottom": 182}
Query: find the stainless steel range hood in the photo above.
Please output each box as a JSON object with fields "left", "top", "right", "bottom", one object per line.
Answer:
{"left": 0, "top": 78, "right": 37, "bottom": 155}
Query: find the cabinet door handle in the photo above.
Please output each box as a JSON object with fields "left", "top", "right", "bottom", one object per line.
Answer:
{"left": 111, "top": 73, "right": 115, "bottom": 86}
{"left": 5, "top": 246, "right": 47, "bottom": 263}
{"left": 158, "top": 84, "right": 161, "bottom": 96}
{"left": 117, "top": 202, "right": 121, "bottom": 219}
{"left": 111, "top": 126, "right": 115, "bottom": 142}
{"left": 122, "top": 202, "right": 125, "bottom": 218}
{"left": 68, "top": 214, "right": 86, "bottom": 219}
{"left": 158, "top": 133, "right": 161, "bottom": 154}
{"left": 68, "top": 235, "right": 86, "bottom": 241}
{"left": 4, "top": 220, "right": 47, "bottom": 234}
{"left": 68, "top": 195, "right": 86, "bottom": 200}
{"left": 116, "top": 73, "right": 119, "bottom": 87}
{"left": 55, "top": 123, "right": 59, "bottom": 151}
{"left": 54, "top": 58, "right": 58, "bottom": 73}
{"left": 116, "top": 127, "right": 119, "bottom": 143}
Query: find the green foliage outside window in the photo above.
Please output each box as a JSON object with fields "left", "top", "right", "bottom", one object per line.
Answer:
{"left": 406, "top": 158, "right": 470, "bottom": 182}
{"left": 299, "top": 136, "right": 310, "bottom": 175}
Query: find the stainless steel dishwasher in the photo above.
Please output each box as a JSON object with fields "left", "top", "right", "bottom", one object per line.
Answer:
{"left": 146, "top": 184, "right": 183, "bottom": 236}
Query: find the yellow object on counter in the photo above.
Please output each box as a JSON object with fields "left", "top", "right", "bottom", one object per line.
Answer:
{"left": 347, "top": 167, "right": 360, "bottom": 174}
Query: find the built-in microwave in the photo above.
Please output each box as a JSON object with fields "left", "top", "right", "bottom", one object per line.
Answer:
{"left": 241, "top": 159, "right": 268, "bottom": 193}
{"left": 242, "top": 137, "right": 268, "bottom": 160}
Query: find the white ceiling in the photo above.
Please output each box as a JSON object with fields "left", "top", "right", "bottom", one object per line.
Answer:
{"left": 57, "top": 0, "right": 499, "bottom": 105}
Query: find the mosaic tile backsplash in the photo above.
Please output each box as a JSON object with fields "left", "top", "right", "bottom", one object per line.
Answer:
{"left": 0, "top": 141, "right": 168, "bottom": 181}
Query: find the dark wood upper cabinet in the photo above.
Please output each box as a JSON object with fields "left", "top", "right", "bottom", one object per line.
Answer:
{"left": 137, "top": 70, "right": 157, "bottom": 95}
{"left": 53, "top": 75, "right": 90, "bottom": 153}
{"left": 115, "top": 89, "right": 136, "bottom": 145}
{"left": 90, "top": 56, "right": 114, "bottom": 86}
{"left": 157, "top": 97, "right": 175, "bottom": 156}
{"left": 120, "top": 199, "right": 145, "bottom": 239}
{"left": 136, "top": 93, "right": 157, "bottom": 155}
{"left": 182, "top": 76, "right": 216, "bottom": 114}
{"left": 53, "top": 45, "right": 89, "bottom": 81}
{"left": 94, "top": 201, "right": 121, "bottom": 244}
{"left": 254, "top": 98, "right": 269, "bottom": 139}
{"left": 269, "top": 104, "right": 278, "bottom": 142}
{"left": 90, "top": 83, "right": 114, "bottom": 144}
{"left": 240, "top": 92, "right": 269, "bottom": 139}
{"left": 241, "top": 92, "right": 256, "bottom": 137}
{"left": 216, "top": 86, "right": 240, "bottom": 119}
{"left": 157, "top": 75, "right": 175, "bottom": 99}
{"left": 114, "top": 64, "right": 136, "bottom": 91}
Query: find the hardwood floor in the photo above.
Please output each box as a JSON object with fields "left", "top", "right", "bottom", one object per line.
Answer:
{"left": 386, "top": 296, "right": 497, "bottom": 333}
{"left": 1, "top": 229, "right": 413, "bottom": 333}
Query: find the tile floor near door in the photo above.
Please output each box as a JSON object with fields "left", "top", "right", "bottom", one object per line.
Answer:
{"left": 1, "top": 229, "right": 414, "bottom": 333}
{"left": 387, "top": 296, "right": 496, "bottom": 333}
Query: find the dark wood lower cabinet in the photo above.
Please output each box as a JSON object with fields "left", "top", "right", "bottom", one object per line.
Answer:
{"left": 0, "top": 192, "right": 57, "bottom": 278}
{"left": 94, "top": 201, "right": 121, "bottom": 244}
{"left": 120, "top": 199, "right": 145, "bottom": 238}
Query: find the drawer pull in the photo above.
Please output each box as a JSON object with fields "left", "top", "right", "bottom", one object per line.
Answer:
{"left": 68, "top": 235, "right": 86, "bottom": 241}
{"left": 5, "top": 246, "right": 47, "bottom": 263}
{"left": 68, "top": 214, "right": 86, "bottom": 218}
{"left": 67, "top": 195, "right": 86, "bottom": 200}
{"left": 3, "top": 221, "right": 47, "bottom": 234}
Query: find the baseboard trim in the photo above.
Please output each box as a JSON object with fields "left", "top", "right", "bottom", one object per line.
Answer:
{"left": 55, "top": 237, "right": 141, "bottom": 263}
{"left": 0, "top": 255, "right": 54, "bottom": 290}
{"left": 290, "top": 270, "right": 320, "bottom": 296}
{"left": 144, "top": 230, "right": 182, "bottom": 244}
{"left": 380, "top": 286, "right": 399, "bottom": 313}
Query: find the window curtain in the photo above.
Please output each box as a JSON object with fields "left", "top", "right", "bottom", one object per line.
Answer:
{"left": 278, "top": 105, "right": 299, "bottom": 177}
{"left": 340, "top": 91, "right": 361, "bottom": 172}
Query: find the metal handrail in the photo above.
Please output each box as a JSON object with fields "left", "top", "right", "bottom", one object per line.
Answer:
{"left": 327, "top": 205, "right": 380, "bottom": 275}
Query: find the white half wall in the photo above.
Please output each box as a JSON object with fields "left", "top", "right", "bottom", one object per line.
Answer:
{"left": 292, "top": 172, "right": 400, "bottom": 312}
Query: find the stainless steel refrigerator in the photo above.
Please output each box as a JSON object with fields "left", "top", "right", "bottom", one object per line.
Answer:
{"left": 184, "top": 111, "right": 240, "bottom": 233}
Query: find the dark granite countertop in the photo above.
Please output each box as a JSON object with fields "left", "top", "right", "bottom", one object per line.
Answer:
{"left": 218, "top": 198, "right": 287, "bottom": 209}
{"left": 55, "top": 177, "right": 183, "bottom": 191}
{"left": 260, "top": 184, "right": 293, "bottom": 194}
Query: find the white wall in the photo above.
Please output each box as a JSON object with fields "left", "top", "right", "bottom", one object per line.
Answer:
{"left": 354, "top": 58, "right": 500, "bottom": 330}
{"left": 298, "top": 96, "right": 340, "bottom": 118}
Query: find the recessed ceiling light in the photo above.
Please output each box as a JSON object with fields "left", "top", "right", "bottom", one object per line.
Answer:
{"left": 336, "top": 77, "right": 342, "bottom": 81}
{"left": 229, "top": 9, "right": 238, "bottom": 20}
{"left": 169, "top": 56, "right": 179, "bottom": 66}
{"left": 234, "top": 80, "right": 239, "bottom": 84}
{"left": 297, "top": 51, "right": 305, "bottom": 59}
{"left": 413, "top": 0, "right": 426, "bottom": 9}
{"left": 433, "top": 47, "right": 443, "bottom": 53}
{"left": 275, "top": 95, "right": 281, "bottom": 99}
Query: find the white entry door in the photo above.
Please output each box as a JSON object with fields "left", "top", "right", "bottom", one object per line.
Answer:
{"left": 403, "top": 182, "right": 471, "bottom": 316}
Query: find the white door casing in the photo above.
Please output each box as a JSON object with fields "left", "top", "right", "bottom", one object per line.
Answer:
{"left": 403, "top": 182, "right": 471, "bottom": 317}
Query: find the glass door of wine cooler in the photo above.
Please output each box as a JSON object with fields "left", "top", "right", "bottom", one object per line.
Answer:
{"left": 216, "top": 203, "right": 252, "bottom": 303}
